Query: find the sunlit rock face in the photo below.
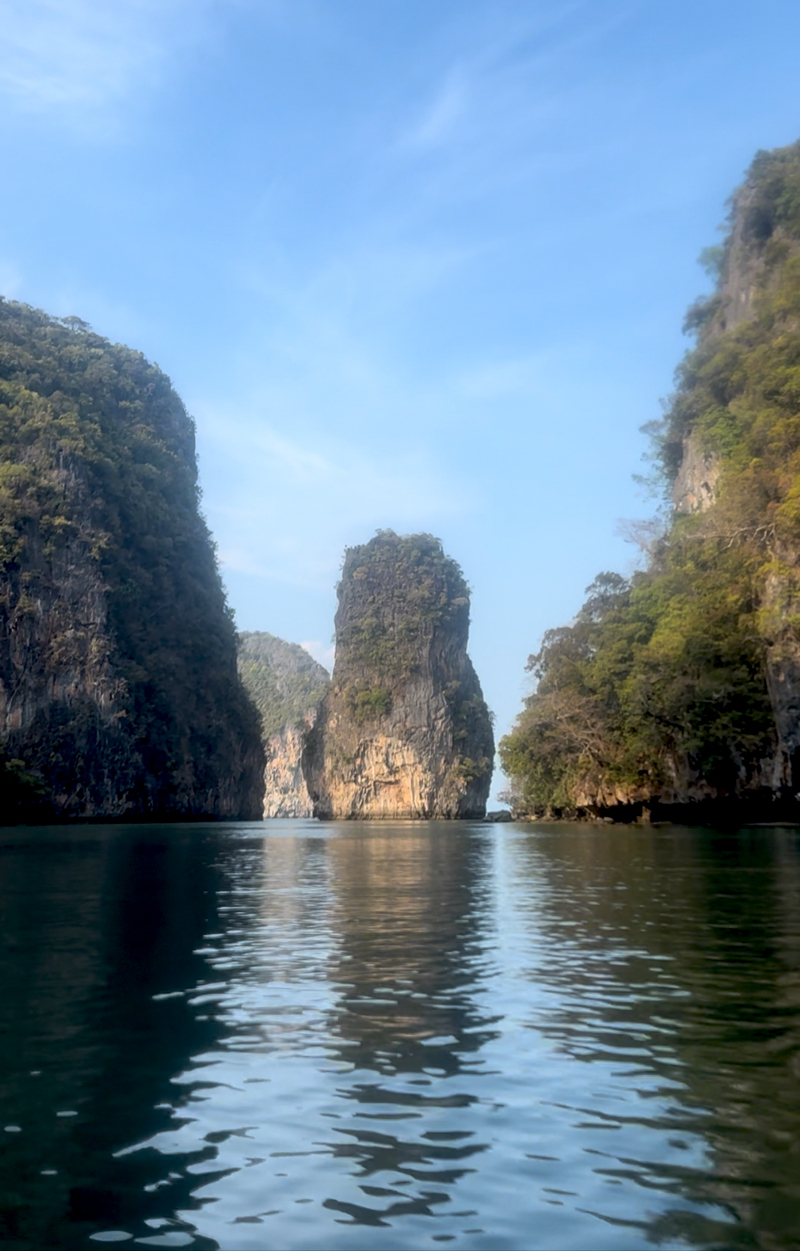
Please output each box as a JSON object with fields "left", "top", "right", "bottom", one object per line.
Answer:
{"left": 695, "top": 147, "right": 800, "bottom": 799}
{"left": 237, "top": 632, "right": 330, "bottom": 818}
{"left": 263, "top": 723, "right": 316, "bottom": 818}
{"left": 672, "top": 430, "right": 722, "bottom": 515}
{"left": 0, "top": 300, "right": 264, "bottom": 820}
{"left": 303, "top": 531, "right": 494, "bottom": 820}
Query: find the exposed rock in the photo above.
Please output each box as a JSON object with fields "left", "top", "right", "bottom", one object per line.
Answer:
{"left": 262, "top": 723, "right": 316, "bottom": 817}
{"left": 758, "top": 558, "right": 800, "bottom": 794}
{"left": 0, "top": 299, "right": 264, "bottom": 820}
{"left": 303, "top": 531, "right": 494, "bottom": 819}
{"left": 673, "top": 145, "right": 800, "bottom": 513}
{"left": 672, "top": 430, "right": 722, "bottom": 515}
{"left": 237, "top": 632, "right": 330, "bottom": 817}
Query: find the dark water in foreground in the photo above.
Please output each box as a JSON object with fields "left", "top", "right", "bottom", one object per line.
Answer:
{"left": 2, "top": 822, "right": 800, "bottom": 1250}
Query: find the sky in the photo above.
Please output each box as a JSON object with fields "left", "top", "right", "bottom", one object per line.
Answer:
{"left": 2, "top": 0, "right": 800, "bottom": 802}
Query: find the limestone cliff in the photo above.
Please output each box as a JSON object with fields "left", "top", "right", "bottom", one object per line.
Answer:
{"left": 671, "top": 430, "right": 721, "bottom": 516}
{"left": 674, "top": 141, "right": 800, "bottom": 804}
{"left": 0, "top": 299, "right": 264, "bottom": 820}
{"left": 237, "top": 632, "right": 330, "bottom": 817}
{"left": 501, "top": 138, "right": 800, "bottom": 822}
{"left": 303, "top": 531, "right": 494, "bottom": 819}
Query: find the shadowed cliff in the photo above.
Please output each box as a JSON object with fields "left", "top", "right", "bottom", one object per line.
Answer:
{"left": 0, "top": 300, "right": 264, "bottom": 820}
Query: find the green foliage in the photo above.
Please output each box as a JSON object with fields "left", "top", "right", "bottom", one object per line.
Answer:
{"left": 238, "top": 632, "right": 330, "bottom": 737}
{"left": 0, "top": 299, "right": 263, "bottom": 815}
{"left": 347, "top": 683, "right": 392, "bottom": 722}
{"left": 451, "top": 754, "right": 492, "bottom": 783}
{"left": 698, "top": 245, "right": 725, "bottom": 280}
{"left": 337, "top": 530, "right": 470, "bottom": 690}
{"left": 502, "top": 141, "right": 800, "bottom": 814}
{"left": 741, "top": 146, "right": 800, "bottom": 245}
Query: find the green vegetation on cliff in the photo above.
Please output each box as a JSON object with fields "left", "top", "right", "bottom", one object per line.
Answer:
{"left": 0, "top": 299, "right": 263, "bottom": 818}
{"left": 340, "top": 532, "right": 470, "bottom": 654}
{"left": 237, "top": 632, "right": 330, "bottom": 738}
{"left": 501, "top": 140, "right": 800, "bottom": 816}
{"left": 335, "top": 531, "right": 483, "bottom": 739}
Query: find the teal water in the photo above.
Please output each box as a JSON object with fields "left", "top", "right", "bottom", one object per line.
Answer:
{"left": 1, "top": 820, "right": 800, "bottom": 1249}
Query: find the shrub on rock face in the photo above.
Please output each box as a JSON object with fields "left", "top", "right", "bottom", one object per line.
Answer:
{"left": 0, "top": 299, "right": 264, "bottom": 820}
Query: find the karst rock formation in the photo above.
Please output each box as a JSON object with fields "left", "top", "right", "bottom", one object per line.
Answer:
{"left": 237, "top": 632, "right": 330, "bottom": 817}
{"left": 303, "top": 531, "right": 494, "bottom": 819}
{"left": 501, "top": 139, "right": 800, "bottom": 821}
{"left": 0, "top": 300, "right": 264, "bottom": 820}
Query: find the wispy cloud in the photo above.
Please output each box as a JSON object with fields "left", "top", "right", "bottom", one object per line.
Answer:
{"left": 201, "top": 409, "right": 463, "bottom": 592}
{"left": 400, "top": 69, "right": 467, "bottom": 151}
{"left": 0, "top": 0, "right": 207, "bottom": 128}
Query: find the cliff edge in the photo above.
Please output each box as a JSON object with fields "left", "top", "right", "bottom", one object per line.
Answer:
{"left": 303, "top": 531, "right": 493, "bottom": 819}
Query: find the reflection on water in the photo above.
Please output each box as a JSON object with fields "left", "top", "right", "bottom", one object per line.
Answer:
{"left": 1, "top": 821, "right": 800, "bottom": 1248}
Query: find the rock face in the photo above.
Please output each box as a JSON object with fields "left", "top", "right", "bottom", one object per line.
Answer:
{"left": 672, "top": 430, "right": 722, "bottom": 515}
{"left": 262, "top": 723, "right": 316, "bottom": 817}
{"left": 303, "top": 531, "right": 494, "bottom": 819}
{"left": 237, "top": 632, "right": 330, "bottom": 817}
{"left": 679, "top": 143, "right": 800, "bottom": 803}
{"left": 0, "top": 300, "right": 264, "bottom": 820}
{"left": 650, "top": 141, "right": 800, "bottom": 813}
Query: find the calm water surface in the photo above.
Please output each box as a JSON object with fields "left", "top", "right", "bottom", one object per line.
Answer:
{"left": 1, "top": 820, "right": 800, "bottom": 1249}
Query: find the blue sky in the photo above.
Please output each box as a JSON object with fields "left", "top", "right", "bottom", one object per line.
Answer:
{"left": 2, "top": 0, "right": 800, "bottom": 800}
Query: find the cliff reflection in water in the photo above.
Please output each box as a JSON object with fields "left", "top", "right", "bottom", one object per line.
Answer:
{"left": 508, "top": 825, "right": 800, "bottom": 1249}
{"left": 319, "top": 828, "right": 497, "bottom": 1225}
{"left": 93, "top": 821, "right": 501, "bottom": 1247}
{"left": 0, "top": 825, "right": 231, "bottom": 1247}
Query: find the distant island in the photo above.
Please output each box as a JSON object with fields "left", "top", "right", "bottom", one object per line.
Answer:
{"left": 0, "top": 297, "right": 494, "bottom": 824}
{"left": 238, "top": 631, "right": 329, "bottom": 817}
{"left": 501, "top": 138, "right": 800, "bottom": 824}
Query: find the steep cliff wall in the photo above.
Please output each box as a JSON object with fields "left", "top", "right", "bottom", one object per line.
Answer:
{"left": 501, "top": 139, "right": 800, "bottom": 821}
{"left": 237, "top": 632, "right": 330, "bottom": 817}
{"left": 303, "top": 531, "right": 494, "bottom": 819}
{"left": 0, "top": 299, "right": 264, "bottom": 820}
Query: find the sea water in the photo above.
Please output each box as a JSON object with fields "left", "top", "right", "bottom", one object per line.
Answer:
{"left": 1, "top": 820, "right": 799, "bottom": 1249}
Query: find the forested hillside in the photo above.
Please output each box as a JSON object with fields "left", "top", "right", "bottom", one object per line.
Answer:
{"left": 238, "top": 633, "right": 330, "bottom": 737}
{"left": 501, "top": 140, "right": 800, "bottom": 820}
{"left": 0, "top": 300, "right": 264, "bottom": 819}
